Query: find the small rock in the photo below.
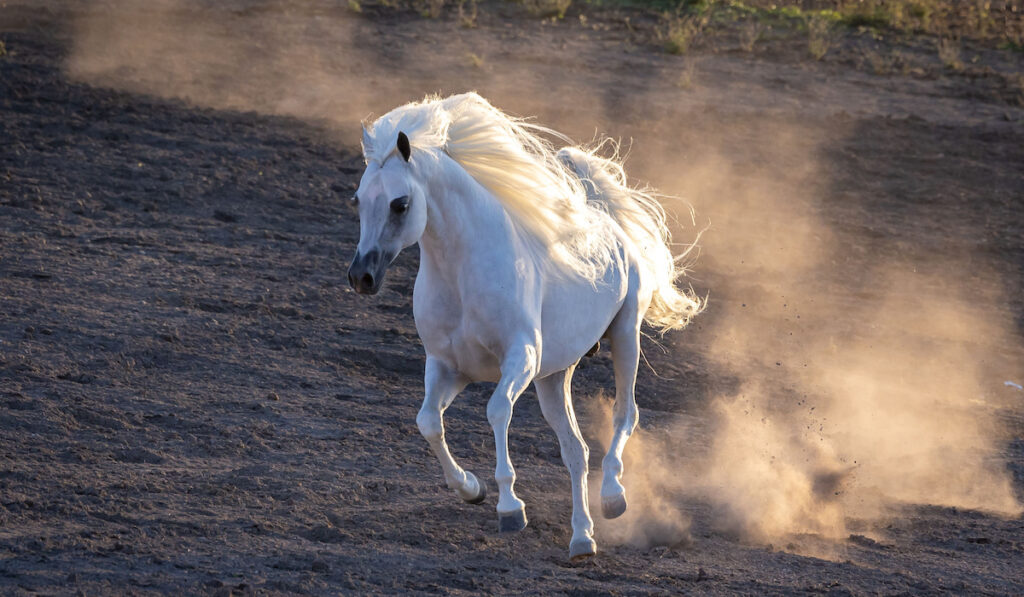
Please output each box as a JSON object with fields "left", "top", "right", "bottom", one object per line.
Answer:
{"left": 848, "top": 534, "right": 878, "bottom": 548}
{"left": 267, "top": 392, "right": 279, "bottom": 401}
{"left": 213, "top": 210, "right": 238, "bottom": 223}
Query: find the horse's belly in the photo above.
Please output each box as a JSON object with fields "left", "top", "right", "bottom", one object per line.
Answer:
{"left": 537, "top": 273, "right": 628, "bottom": 377}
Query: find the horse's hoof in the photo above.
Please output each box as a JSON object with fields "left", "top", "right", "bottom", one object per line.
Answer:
{"left": 601, "top": 493, "right": 627, "bottom": 519}
{"left": 498, "top": 508, "right": 528, "bottom": 533}
{"left": 569, "top": 537, "right": 597, "bottom": 560}
{"left": 463, "top": 475, "right": 487, "bottom": 505}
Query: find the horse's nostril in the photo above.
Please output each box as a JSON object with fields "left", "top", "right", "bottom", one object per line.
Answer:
{"left": 361, "top": 273, "right": 374, "bottom": 288}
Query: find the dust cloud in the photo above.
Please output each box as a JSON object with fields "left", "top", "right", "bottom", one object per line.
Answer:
{"left": 591, "top": 116, "right": 1023, "bottom": 555}
{"left": 584, "top": 395, "right": 693, "bottom": 550}
{"left": 67, "top": 0, "right": 1022, "bottom": 557}
{"left": 68, "top": 0, "right": 386, "bottom": 138}
{"left": 65, "top": 0, "right": 588, "bottom": 142}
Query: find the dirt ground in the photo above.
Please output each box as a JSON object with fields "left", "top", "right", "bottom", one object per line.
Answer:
{"left": 2, "top": 1, "right": 1023, "bottom": 595}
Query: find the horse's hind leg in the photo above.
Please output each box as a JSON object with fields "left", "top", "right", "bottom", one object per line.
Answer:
{"left": 416, "top": 357, "right": 487, "bottom": 504}
{"left": 535, "top": 365, "right": 596, "bottom": 559}
{"left": 601, "top": 300, "right": 643, "bottom": 519}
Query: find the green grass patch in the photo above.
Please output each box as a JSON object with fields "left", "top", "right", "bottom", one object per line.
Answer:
{"left": 999, "top": 40, "right": 1024, "bottom": 53}
{"left": 549, "top": 0, "right": 1020, "bottom": 57}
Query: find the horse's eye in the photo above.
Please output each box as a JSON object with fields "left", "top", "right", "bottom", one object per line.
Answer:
{"left": 390, "top": 196, "right": 410, "bottom": 215}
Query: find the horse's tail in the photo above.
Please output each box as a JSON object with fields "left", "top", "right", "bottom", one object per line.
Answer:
{"left": 556, "top": 145, "right": 703, "bottom": 333}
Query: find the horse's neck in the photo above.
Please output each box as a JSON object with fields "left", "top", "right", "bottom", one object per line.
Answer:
{"left": 418, "top": 156, "right": 512, "bottom": 276}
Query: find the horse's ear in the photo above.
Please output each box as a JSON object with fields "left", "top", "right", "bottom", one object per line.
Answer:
{"left": 361, "top": 123, "right": 373, "bottom": 154}
{"left": 397, "top": 131, "right": 411, "bottom": 162}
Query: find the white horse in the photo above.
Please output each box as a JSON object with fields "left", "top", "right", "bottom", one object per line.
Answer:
{"left": 348, "top": 93, "right": 700, "bottom": 559}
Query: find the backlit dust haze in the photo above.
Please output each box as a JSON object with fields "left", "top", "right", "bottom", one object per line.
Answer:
{"left": 68, "top": 0, "right": 1024, "bottom": 556}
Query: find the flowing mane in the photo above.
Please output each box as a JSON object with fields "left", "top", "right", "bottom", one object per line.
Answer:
{"left": 362, "top": 92, "right": 701, "bottom": 331}
{"left": 362, "top": 92, "right": 612, "bottom": 280}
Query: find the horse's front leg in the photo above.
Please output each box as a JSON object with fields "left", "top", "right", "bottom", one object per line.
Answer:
{"left": 416, "top": 357, "right": 487, "bottom": 504}
{"left": 487, "top": 340, "right": 539, "bottom": 532}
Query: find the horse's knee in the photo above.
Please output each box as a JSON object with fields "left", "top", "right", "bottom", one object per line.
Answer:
{"left": 486, "top": 398, "right": 512, "bottom": 429}
{"left": 416, "top": 408, "right": 442, "bottom": 440}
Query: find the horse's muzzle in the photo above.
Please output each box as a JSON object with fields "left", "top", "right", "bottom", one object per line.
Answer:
{"left": 347, "top": 249, "right": 388, "bottom": 295}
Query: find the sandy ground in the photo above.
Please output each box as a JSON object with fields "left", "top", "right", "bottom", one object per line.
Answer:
{"left": 2, "top": 1, "right": 1024, "bottom": 594}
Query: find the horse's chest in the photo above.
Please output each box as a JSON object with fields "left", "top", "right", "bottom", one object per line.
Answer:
{"left": 450, "top": 332, "right": 502, "bottom": 381}
{"left": 413, "top": 286, "right": 504, "bottom": 382}
{"left": 417, "top": 316, "right": 503, "bottom": 382}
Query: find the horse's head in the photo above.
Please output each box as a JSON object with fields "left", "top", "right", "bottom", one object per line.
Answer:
{"left": 348, "top": 131, "right": 427, "bottom": 295}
